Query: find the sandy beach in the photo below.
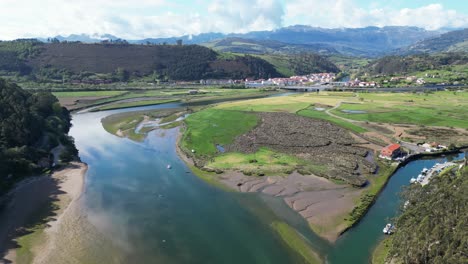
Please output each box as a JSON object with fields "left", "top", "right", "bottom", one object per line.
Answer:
{"left": 0, "top": 162, "right": 88, "bottom": 264}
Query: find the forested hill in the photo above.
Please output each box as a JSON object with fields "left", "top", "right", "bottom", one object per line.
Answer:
{"left": 0, "top": 40, "right": 313, "bottom": 82}
{"left": 0, "top": 79, "right": 77, "bottom": 193}
{"left": 379, "top": 164, "right": 468, "bottom": 263}
{"left": 364, "top": 52, "right": 468, "bottom": 75}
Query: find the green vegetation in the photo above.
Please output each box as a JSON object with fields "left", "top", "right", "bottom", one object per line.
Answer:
{"left": 331, "top": 92, "right": 468, "bottom": 128}
{"left": 365, "top": 53, "right": 468, "bottom": 76}
{"left": 207, "top": 147, "right": 327, "bottom": 176}
{"left": 0, "top": 79, "right": 78, "bottom": 193}
{"left": 372, "top": 237, "right": 392, "bottom": 264}
{"left": 298, "top": 108, "right": 367, "bottom": 133}
{"left": 271, "top": 221, "right": 322, "bottom": 264}
{"left": 346, "top": 162, "right": 397, "bottom": 225}
{"left": 101, "top": 112, "right": 146, "bottom": 141}
{"left": 52, "top": 90, "right": 127, "bottom": 98}
{"left": 93, "top": 99, "right": 179, "bottom": 111}
{"left": 374, "top": 165, "right": 468, "bottom": 263}
{"left": 0, "top": 41, "right": 288, "bottom": 85}
{"left": 254, "top": 53, "right": 339, "bottom": 77}
{"left": 360, "top": 52, "right": 468, "bottom": 85}
{"left": 182, "top": 109, "right": 258, "bottom": 157}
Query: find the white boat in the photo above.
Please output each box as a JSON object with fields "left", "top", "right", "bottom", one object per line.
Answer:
{"left": 383, "top": 223, "right": 394, "bottom": 234}
{"left": 167, "top": 164, "right": 172, "bottom": 169}
{"left": 403, "top": 200, "right": 410, "bottom": 209}
{"left": 410, "top": 178, "right": 417, "bottom": 184}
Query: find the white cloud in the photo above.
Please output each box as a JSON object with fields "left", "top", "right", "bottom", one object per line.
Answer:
{"left": 0, "top": 1, "right": 466, "bottom": 40}
{"left": 284, "top": 1, "right": 468, "bottom": 30}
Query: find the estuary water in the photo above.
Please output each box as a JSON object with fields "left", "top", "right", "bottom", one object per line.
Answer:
{"left": 70, "top": 101, "right": 464, "bottom": 264}
{"left": 71, "top": 103, "right": 319, "bottom": 263}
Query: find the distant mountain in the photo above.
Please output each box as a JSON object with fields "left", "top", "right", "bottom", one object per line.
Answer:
{"left": 39, "top": 33, "right": 121, "bottom": 43}
{"left": 235, "top": 26, "right": 443, "bottom": 57}
{"left": 132, "top": 33, "right": 226, "bottom": 45}
{"left": 399, "top": 28, "right": 468, "bottom": 54}
{"left": 37, "top": 26, "right": 446, "bottom": 57}
{"left": 201, "top": 37, "right": 338, "bottom": 55}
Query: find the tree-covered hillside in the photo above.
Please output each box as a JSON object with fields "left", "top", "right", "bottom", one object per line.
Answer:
{"left": 377, "top": 163, "right": 468, "bottom": 263}
{"left": 256, "top": 53, "right": 340, "bottom": 76}
{"left": 0, "top": 41, "right": 290, "bottom": 82}
{"left": 0, "top": 79, "right": 77, "bottom": 193}
{"left": 0, "top": 40, "right": 344, "bottom": 85}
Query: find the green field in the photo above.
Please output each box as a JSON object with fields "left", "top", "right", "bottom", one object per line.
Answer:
{"left": 182, "top": 109, "right": 258, "bottom": 157}
{"left": 207, "top": 147, "right": 327, "bottom": 176}
{"left": 52, "top": 91, "right": 127, "bottom": 98}
{"left": 331, "top": 91, "right": 468, "bottom": 128}
{"left": 93, "top": 99, "right": 179, "bottom": 111}
{"left": 298, "top": 108, "right": 367, "bottom": 133}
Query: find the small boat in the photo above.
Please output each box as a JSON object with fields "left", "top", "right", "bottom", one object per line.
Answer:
{"left": 383, "top": 223, "right": 394, "bottom": 234}
{"left": 167, "top": 164, "right": 172, "bottom": 169}
{"left": 410, "top": 178, "right": 417, "bottom": 184}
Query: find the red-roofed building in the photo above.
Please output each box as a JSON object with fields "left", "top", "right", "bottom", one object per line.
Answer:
{"left": 380, "top": 144, "right": 401, "bottom": 159}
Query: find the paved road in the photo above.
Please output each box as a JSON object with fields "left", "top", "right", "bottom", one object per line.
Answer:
{"left": 421, "top": 162, "right": 456, "bottom": 186}
{"left": 399, "top": 141, "right": 425, "bottom": 154}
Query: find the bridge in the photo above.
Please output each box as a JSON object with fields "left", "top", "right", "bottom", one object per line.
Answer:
{"left": 281, "top": 85, "right": 329, "bottom": 92}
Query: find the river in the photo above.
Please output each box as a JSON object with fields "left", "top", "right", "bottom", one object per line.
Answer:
{"left": 70, "top": 101, "right": 464, "bottom": 263}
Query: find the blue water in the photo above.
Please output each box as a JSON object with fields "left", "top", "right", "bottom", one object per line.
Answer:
{"left": 327, "top": 153, "right": 464, "bottom": 264}
{"left": 71, "top": 99, "right": 464, "bottom": 264}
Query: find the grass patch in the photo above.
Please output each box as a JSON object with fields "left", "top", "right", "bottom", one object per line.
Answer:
{"left": 331, "top": 92, "right": 468, "bottom": 128}
{"left": 372, "top": 237, "right": 393, "bottom": 264}
{"left": 298, "top": 109, "right": 367, "bottom": 133}
{"left": 101, "top": 112, "right": 145, "bottom": 141}
{"left": 271, "top": 221, "right": 322, "bottom": 264}
{"left": 181, "top": 109, "right": 258, "bottom": 157}
{"left": 207, "top": 148, "right": 326, "bottom": 176}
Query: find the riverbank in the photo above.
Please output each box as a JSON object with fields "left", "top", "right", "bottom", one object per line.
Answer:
{"left": 0, "top": 162, "right": 88, "bottom": 263}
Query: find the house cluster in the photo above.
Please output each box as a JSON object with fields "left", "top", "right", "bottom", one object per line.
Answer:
{"left": 379, "top": 143, "right": 407, "bottom": 161}
{"left": 199, "top": 79, "right": 243, "bottom": 85}
{"left": 70, "top": 79, "right": 113, "bottom": 85}
{"left": 346, "top": 78, "right": 378, "bottom": 87}
{"left": 418, "top": 142, "right": 447, "bottom": 153}
{"left": 244, "top": 73, "right": 336, "bottom": 87}
{"left": 385, "top": 76, "right": 426, "bottom": 85}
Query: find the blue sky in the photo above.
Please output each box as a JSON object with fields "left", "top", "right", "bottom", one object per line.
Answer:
{"left": 0, "top": 0, "right": 467, "bottom": 40}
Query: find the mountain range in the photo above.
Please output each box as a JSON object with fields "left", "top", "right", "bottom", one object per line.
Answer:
{"left": 40, "top": 26, "right": 456, "bottom": 57}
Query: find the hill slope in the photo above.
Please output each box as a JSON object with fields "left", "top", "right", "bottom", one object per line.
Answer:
{"left": 0, "top": 41, "right": 340, "bottom": 83}
{"left": 202, "top": 37, "right": 338, "bottom": 55}
{"left": 376, "top": 165, "right": 468, "bottom": 263}
{"left": 400, "top": 28, "right": 468, "bottom": 54}
{"left": 364, "top": 53, "right": 468, "bottom": 75}
{"left": 0, "top": 79, "right": 77, "bottom": 192}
